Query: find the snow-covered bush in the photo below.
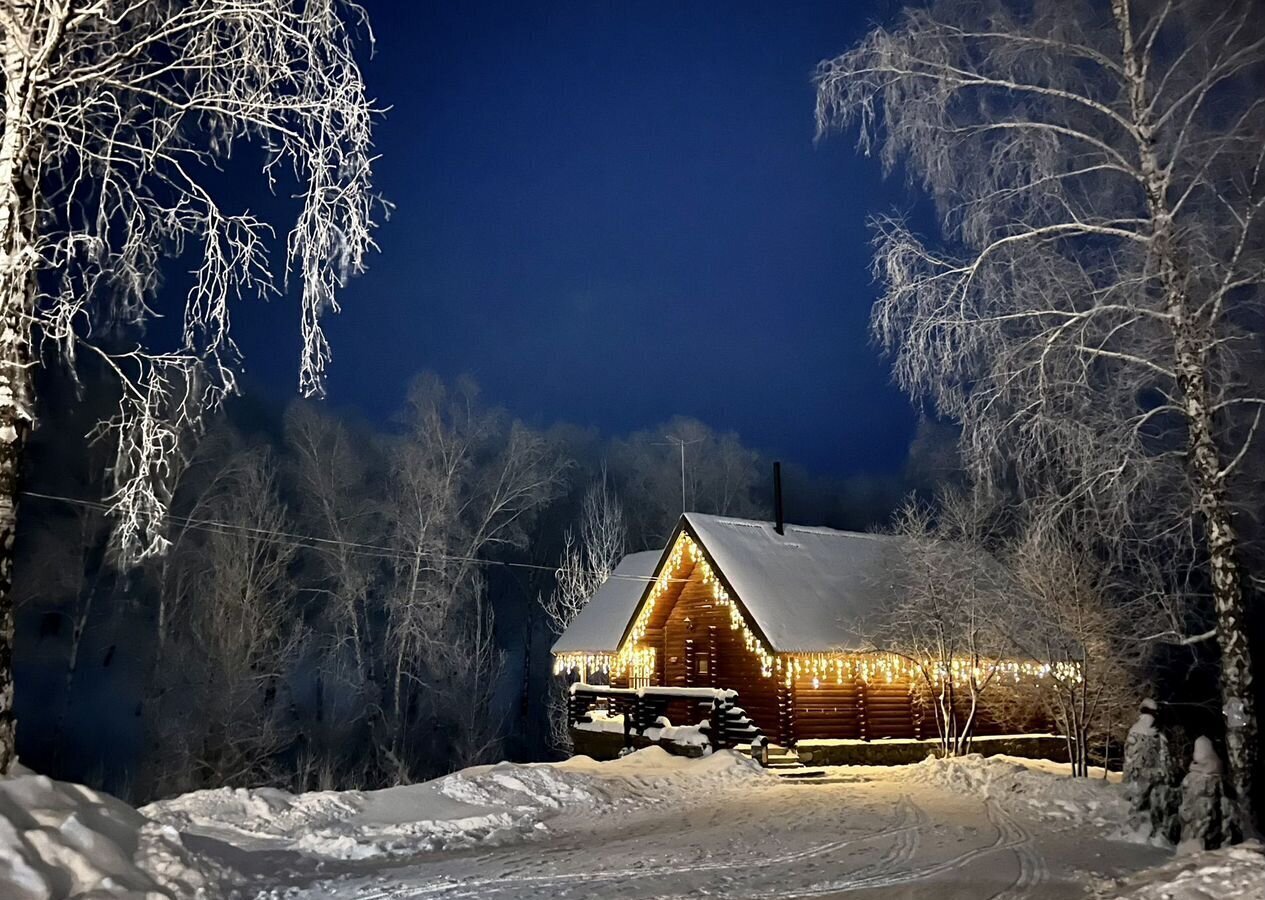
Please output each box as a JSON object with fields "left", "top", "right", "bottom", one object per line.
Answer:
{"left": 1123, "top": 702, "right": 1181, "bottom": 844}
{"left": 1178, "top": 737, "right": 1236, "bottom": 852}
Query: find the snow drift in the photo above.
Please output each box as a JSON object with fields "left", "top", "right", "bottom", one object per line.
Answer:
{"left": 1106, "top": 842, "right": 1265, "bottom": 899}
{"left": 897, "top": 753, "right": 1131, "bottom": 831}
{"left": 15, "top": 747, "right": 1265, "bottom": 899}
{"left": 0, "top": 770, "right": 217, "bottom": 899}
{"left": 143, "top": 747, "right": 769, "bottom": 864}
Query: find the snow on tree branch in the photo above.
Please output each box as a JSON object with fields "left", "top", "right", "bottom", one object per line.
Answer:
{"left": 816, "top": 0, "right": 1265, "bottom": 830}
{"left": 544, "top": 475, "right": 626, "bottom": 637}
{"left": 2, "top": 0, "right": 382, "bottom": 562}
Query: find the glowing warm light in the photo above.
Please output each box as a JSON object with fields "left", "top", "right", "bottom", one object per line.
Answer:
{"left": 552, "top": 652, "right": 614, "bottom": 676}
{"left": 565, "top": 529, "right": 1082, "bottom": 693}
{"left": 768, "top": 651, "right": 1078, "bottom": 688}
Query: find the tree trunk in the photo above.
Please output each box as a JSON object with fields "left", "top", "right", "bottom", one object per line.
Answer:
{"left": 1178, "top": 338, "right": 1257, "bottom": 833}
{"left": 1161, "top": 179, "right": 1257, "bottom": 835}
{"left": 51, "top": 544, "right": 105, "bottom": 767}
{"left": 0, "top": 33, "right": 37, "bottom": 775}
{"left": 0, "top": 367, "right": 28, "bottom": 774}
{"left": 1113, "top": 0, "right": 1258, "bottom": 834}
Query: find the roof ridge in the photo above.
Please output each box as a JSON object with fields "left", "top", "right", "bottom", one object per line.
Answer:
{"left": 686, "top": 511, "right": 895, "bottom": 541}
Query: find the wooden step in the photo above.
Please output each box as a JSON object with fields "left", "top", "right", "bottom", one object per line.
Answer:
{"left": 735, "top": 744, "right": 804, "bottom": 769}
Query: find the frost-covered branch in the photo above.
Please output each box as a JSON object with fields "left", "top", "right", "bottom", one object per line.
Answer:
{"left": 817, "top": 0, "right": 1265, "bottom": 826}
{"left": 2, "top": 0, "right": 381, "bottom": 562}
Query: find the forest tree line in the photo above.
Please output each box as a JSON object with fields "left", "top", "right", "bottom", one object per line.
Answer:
{"left": 12, "top": 370, "right": 949, "bottom": 802}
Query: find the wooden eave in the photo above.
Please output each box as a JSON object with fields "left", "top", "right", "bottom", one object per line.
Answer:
{"left": 613, "top": 514, "right": 779, "bottom": 658}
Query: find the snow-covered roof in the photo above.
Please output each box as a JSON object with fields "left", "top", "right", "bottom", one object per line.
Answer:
{"left": 683, "top": 513, "right": 906, "bottom": 653}
{"left": 550, "top": 551, "right": 661, "bottom": 654}
{"left": 552, "top": 515, "right": 909, "bottom": 656}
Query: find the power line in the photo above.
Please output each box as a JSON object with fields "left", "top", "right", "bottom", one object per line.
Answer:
{"left": 21, "top": 490, "right": 673, "bottom": 583}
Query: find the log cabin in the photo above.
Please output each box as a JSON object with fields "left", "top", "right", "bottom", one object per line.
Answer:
{"left": 553, "top": 512, "right": 1052, "bottom": 748}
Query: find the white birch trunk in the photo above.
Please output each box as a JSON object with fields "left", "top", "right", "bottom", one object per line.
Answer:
{"left": 0, "top": 33, "right": 38, "bottom": 774}
{"left": 1113, "top": 0, "right": 1258, "bottom": 832}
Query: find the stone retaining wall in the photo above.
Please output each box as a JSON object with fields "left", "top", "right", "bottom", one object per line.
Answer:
{"left": 795, "top": 735, "right": 1071, "bottom": 766}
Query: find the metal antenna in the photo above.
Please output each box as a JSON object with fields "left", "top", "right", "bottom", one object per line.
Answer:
{"left": 658, "top": 435, "right": 704, "bottom": 513}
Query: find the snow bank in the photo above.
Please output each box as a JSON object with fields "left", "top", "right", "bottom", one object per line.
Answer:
{"left": 557, "top": 746, "right": 763, "bottom": 782}
{"left": 897, "top": 754, "right": 1130, "bottom": 831}
{"left": 0, "top": 771, "right": 218, "bottom": 899}
{"left": 145, "top": 781, "right": 525, "bottom": 862}
{"left": 144, "top": 748, "right": 770, "bottom": 865}
{"left": 1106, "top": 842, "right": 1265, "bottom": 899}
{"left": 798, "top": 733, "right": 1062, "bottom": 748}
{"left": 444, "top": 747, "right": 765, "bottom": 811}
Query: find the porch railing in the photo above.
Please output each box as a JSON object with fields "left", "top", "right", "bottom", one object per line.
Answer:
{"left": 567, "top": 683, "right": 762, "bottom": 752}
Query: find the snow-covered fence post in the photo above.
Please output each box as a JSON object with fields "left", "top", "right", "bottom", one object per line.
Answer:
{"left": 567, "top": 684, "right": 583, "bottom": 731}
{"left": 752, "top": 734, "right": 769, "bottom": 767}
{"left": 630, "top": 692, "right": 650, "bottom": 751}
{"left": 623, "top": 706, "right": 635, "bottom": 752}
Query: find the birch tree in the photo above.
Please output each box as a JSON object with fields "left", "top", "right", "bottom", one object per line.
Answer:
{"left": 145, "top": 445, "right": 303, "bottom": 795}
{"left": 542, "top": 475, "right": 626, "bottom": 639}
{"left": 881, "top": 491, "right": 1011, "bottom": 756}
{"left": 611, "top": 417, "right": 763, "bottom": 547}
{"left": 816, "top": 0, "right": 1265, "bottom": 828}
{"left": 0, "top": 1, "right": 378, "bottom": 771}
{"left": 381, "top": 375, "right": 566, "bottom": 778}
{"left": 284, "top": 402, "right": 382, "bottom": 708}
{"left": 1006, "top": 505, "right": 1148, "bottom": 776}
{"left": 543, "top": 475, "right": 625, "bottom": 752}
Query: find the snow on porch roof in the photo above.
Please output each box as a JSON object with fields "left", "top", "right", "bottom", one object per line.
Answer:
{"left": 550, "top": 550, "right": 662, "bottom": 654}
{"left": 683, "top": 513, "right": 907, "bottom": 653}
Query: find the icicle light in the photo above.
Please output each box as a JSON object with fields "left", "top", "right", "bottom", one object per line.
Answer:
{"left": 552, "top": 652, "right": 615, "bottom": 677}
{"left": 586, "top": 529, "right": 1081, "bottom": 691}
{"left": 765, "top": 652, "right": 1078, "bottom": 688}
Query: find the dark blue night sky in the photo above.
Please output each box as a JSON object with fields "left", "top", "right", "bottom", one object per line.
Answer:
{"left": 236, "top": 1, "right": 921, "bottom": 476}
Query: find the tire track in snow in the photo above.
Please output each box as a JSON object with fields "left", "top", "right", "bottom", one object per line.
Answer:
{"left": 779, "top": 796, "right": 1036, "bottom": 897}
{"left": 985, "top": 799, "right": 1047, "bottom": 900}
{"left": 347, "top": 800, "right": 928, "bottom": 900}
{"left": 811, "top": 792, "right": 924, "bottom": 890}
{"left": 384, "top": 828, "right": 927, "bottom": 898}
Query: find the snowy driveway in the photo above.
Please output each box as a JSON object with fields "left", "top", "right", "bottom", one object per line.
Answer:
{"left": 215, "top": 757, "right": 1170, "bottom": 899}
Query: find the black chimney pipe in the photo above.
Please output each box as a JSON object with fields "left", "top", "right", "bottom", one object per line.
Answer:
{"left": 773, "top": 461, "right": 784, "bottom": 535}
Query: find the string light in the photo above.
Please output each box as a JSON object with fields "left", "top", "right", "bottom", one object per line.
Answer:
{"left": 609, "top": 534, "right": 692, "bottom": 684}
{"left": 579, "top": 529, "right": 1082, "bottom": 692}
{"left": 552, "top": 652, "right": 614, "bottom": 677}
{"left": 756, "top": 651, "right": 1079, "bottom": 688}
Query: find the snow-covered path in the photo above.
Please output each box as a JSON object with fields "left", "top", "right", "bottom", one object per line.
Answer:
{"left": 224, "top": 759, "right": 1168, "bottom": 899}
{"left": 11, "top": 749, "right": 1265, "bottom": 899}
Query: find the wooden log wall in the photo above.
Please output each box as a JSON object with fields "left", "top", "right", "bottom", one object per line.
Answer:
{"left": 606, "top": 556, "right": 1053, "bottom": 745}
{"left": 789, "top": 673, "right": 1030, "bottom": 742}
{"left": 863, "top": 679, "right": 918, "bottom": 739}
{"left": 790, "top": 672, "right": 862, "bottom": 740}
{"left": 910, "top": 681, "right": 1053, "bottom": 737}
{"left": 619, "top": 564, "right": 783, "bottom": 740}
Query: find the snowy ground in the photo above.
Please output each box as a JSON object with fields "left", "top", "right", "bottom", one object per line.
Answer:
{"left": 7, "top": 750, "right": 1265, "bottom": 898}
